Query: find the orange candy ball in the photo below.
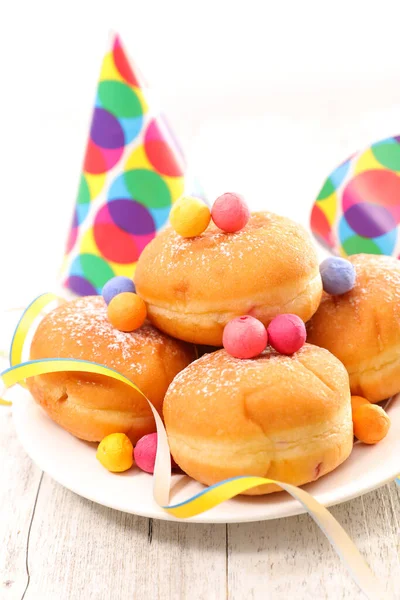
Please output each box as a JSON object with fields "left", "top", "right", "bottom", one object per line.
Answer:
{"left": 351, "top": 395, "right": 391, "bottom": 444}
{"left": 107, "top": 292, "right": 147, "bottom": 332}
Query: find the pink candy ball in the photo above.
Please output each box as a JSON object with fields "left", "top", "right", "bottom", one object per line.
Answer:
{"left": 267, "top": 314, "right": 306, "bottom": 355}
{"left": 211, "top": 192, "right": 250, "bottom": 233}
{"left": 134, "top": 433, "right": 177, "bottom": 474}
{"left": 223, "top": 316, "right": 268, "bottom": 359}
{"left": 134, "top": 433, "right": 158, "bottom": 474}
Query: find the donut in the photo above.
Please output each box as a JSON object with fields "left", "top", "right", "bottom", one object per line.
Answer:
{"left": 135, "top": 212, "right": 322, "bottom": 346}
{"left": 163, "top": 345, "right": 353, "bottom": 494}
{"left": 28, "top": 296, "right": 195, "bottom": 443}
{"left": 307, "top": 254, "right": 400, "bottom": 402}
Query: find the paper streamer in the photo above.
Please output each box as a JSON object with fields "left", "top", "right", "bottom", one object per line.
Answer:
{"left": 311, "top": 134, "right": 400, "bottom": 258}
{"left": 9, "top": 293, "right": 59, "bottom": 368}
{"left": 61, "top": 34, "right": 187, "bottom": 296}
{"left": 0, "top": 295, "right": 387, "bottom": 599}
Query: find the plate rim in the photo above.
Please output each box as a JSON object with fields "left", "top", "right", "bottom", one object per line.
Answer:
{"left": 12, "top": 393, "right": 400, "bottom": 524}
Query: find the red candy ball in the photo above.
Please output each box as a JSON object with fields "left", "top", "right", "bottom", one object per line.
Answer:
{"left": 223, "top": 316, "right": 268, "bottom": 359}
{"left": 211, "top": 192, "right": 250, "bottom": 233}
{"left": 267, "top": 314, "right": 306, "bottom": 355}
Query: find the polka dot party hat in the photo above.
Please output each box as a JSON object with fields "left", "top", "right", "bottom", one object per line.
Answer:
{"left": 311, "top": 135, "right": 400, "bottom": 258}
{"left": 62, "top": 34, "right": 188, "bottom": 296}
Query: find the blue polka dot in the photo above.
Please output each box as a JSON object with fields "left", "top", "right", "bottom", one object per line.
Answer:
{"left": 330, "top": 159, "right": 351, "bottom": 189}
{"left": 77, "top": 203, "right": 90, "bottom": 225}
{"left": 338, "top": 214, "right": 356, "bottom": 242}
{"left": 150, "top": 205, "right": 173, "bottom": 230}
{"left": 69, "top": 255, "right": 84, "bottom": 277}
{"left": 119, "top": 116, "right": 143, "bottom": 144}
{"left": 374, "top": 228, "right": 397, "bottom": 255}
{"left": 108, "top": 174, "right": 131, "bottom": 201}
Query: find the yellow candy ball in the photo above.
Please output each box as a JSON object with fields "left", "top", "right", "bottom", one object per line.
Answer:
{"left": 170, "top": 195, "right": 211, "bottom": 238}
{"left": 96, "top": 433, "right": 134, "bottom": 472}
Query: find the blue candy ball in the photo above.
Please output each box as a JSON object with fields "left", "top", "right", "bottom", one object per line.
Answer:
{"left": 319, "top": 257, "right": 356, "bottom": 295}
{"left": 102, "top": 276, "right": 136, "bottom": 305}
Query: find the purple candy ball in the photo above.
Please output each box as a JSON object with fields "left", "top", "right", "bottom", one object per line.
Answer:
{"left": 319, "top": 257, "right": 356, "bottom": 295}
{"left": 102, "top": 276, "right": 136, "bottom": 305}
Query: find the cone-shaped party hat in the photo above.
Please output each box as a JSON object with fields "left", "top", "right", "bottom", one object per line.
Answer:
{"left": 62, "top": 34, "right": 186, "bottom": 295}
{"left": 311, "top": 135, "right": 400, "bottom": 257}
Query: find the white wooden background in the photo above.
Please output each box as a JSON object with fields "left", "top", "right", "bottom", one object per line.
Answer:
{"left": 1, "top": 402, "right": 400, "bottom": 600}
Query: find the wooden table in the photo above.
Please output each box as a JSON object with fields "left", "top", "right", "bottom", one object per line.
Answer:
{"left": 1, "top": 403, "right": 399, "bottom": 600}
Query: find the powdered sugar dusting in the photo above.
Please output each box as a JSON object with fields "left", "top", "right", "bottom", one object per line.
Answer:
{"left": 41, "top": 296, "right": 180, "bottom": 374}
{"left": 157, "top": 212, "right": 313, "bottom": 274}
{"left": 168, "top": 346, "right": 310, "bottom": 398}
{"left": 348, "top": 254, "right": 400, "bottom": 307}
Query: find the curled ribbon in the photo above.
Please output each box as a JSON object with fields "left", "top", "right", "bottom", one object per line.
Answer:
{"left": 0, "top": 295, "right": 388, "bottom": 599}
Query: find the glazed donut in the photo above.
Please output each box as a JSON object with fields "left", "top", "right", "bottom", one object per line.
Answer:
{"left": 28, "top": 296, "right": 195, "bottom": 443}
{"left": 307, "top": 254, "right": 400, "bottom": 402}
{"left": 163, "top": 345, "right": 353, "bottom": 494}
{"left": 135, "top": 212, "right": 322, "bottom": 346}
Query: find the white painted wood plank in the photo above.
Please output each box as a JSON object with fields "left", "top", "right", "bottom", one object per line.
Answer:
{"left": 227, "top": 483, "right": 400, "bottom": 600}
{"left": 0, "top": 408, "right": 43, "bottom": 600}
{"left": 24, "top": 476, "right": 227, "bottom": 600}
{"left": 148, "top": 519, "right": 226, "bottom": 599}
{"left": 337, "top": 484, "right": 400, "bottom": 600}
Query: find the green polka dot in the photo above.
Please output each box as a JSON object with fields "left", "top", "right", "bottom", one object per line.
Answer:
{"left": 77, "top": 175, "right": 90, "bottom": 205}
{"left": 371, "top": 142, "right": 400, "bottom": 171}
{"left": 342, "top": 235, "right": 382, "bottom": 256}
{"left": 79, "top": 254, "right": 115, "bottom": 288}
{"left": 98, "top": 81, "right": 143, "bottom": 118}
{"left": 124, "top": 169, "right": 171, "bottom": 208}
{"left": 317, "top": 177, "right": 335, "bottom": 201}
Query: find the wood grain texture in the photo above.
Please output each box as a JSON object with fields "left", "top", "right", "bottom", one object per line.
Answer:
{"left": 24, "top": 475, "right": 226, "bottom": 600}
{"left": 0, "top": 407, "right": 42, "bottom": 600}
{"left": 227, "top": 484, "right": 400, "bottom": 600}
{"left": 1, "top": 401, "right": 399, "bottom": 600}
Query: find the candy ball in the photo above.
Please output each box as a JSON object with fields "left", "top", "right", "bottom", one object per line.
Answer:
{"left": 222, "top": 316, "right": 268, "bottom": 359}
{"left": 351, "top": 395, "right": 391, "bottom": 444}
{"left": 96, "top": 433, "right": 134, "bottom": 472}
{"left": 134, "top": 433, "right": 177, "bottom": 473}
{"left": 134, "top": 432, "right": 158, "bottom": 473}
{"left": 107, "top": 292, "right": 147, "bottom": 332}
{"left": 267, "top": 314, "right": 306, "bottom": 355}
{"left": 319, "top": 257, "right": 356, "bottom": 295}
{"left": 102, "top": 276, "right": 136, "bottom": 305}
{"left": 169, "top": 195, "right": 211, "bottom": 238}
{"left": 211, "top": 192, "right": 250, "bottom": 233}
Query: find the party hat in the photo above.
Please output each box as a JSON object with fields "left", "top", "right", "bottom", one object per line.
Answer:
{"left": 62, "top": 34, "right": 186, "bottom": 295}
{"left": 310, "top": 135, "right": 400, "bottom": 257}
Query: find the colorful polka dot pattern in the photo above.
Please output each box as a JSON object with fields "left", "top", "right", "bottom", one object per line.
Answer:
{"left": 311, "top": 136, "right": 400, "bottom": 257}
{"left": 64, "top": 34, "right": 186, "bottom": 295}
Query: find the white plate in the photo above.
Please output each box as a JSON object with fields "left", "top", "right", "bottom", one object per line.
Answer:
{"left": 12, "top": 388, "right": 400, "bottom": 523}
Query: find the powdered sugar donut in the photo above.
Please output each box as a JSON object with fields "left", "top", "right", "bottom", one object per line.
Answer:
{"left": 135, "top": 212, "right": 322, "bottom": 346}
{"left": 308, "top": 254, "right": 400, "bottom": 402}
{"left": 164, "top": 345, "right": 353, "bottom": 494}
{"left": 28, "top": 296, "right": 195, "bottom": 443}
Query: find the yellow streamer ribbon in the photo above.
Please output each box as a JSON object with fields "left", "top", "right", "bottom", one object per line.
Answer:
{"left": 1, "top": 358, "right": 171, "bottom": 506}
{"left": 9, "top": 293, "right": 59, "bottom": 369}
{"left": 0, "top": 294, "right": 387, "bottom": 599}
